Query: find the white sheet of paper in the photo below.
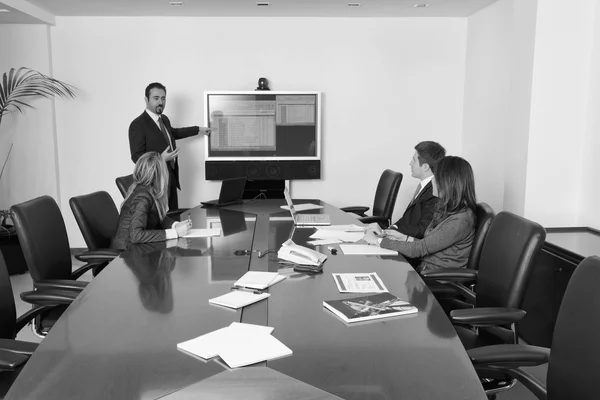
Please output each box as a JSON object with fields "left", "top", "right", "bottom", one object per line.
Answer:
{"left": 332, "top": 272, "right": 389, "bottom": 293}
{"left": 307, "top": 239, "right": 343, "bottom": 246}
{"left": 338, "top": 244, "right": 398, "bottom": 256}
{"left": 183, "top": 228, "right": 221, "bottom": 238}
{"left": 177, "top": 323, "right": 274, "bottom": 360}
{"left": 280, "top": 203, "right": 324, "bottom": 212}
{"left": 316, "top": 224, "right": 365, "bottom": 232}
{"left": 234, "top": 271, "right": 285, "bottom": 290}
{"left": 309, "top": 230, "right": 364, "bottom": 243}
{"left": 209, "top": 291, "right": 271, "bottom": 309}
{"left": 218, "top": 333, "right": 293, "bottom": 369}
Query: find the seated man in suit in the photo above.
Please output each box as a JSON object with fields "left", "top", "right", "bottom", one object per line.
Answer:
{"left": 366, "top": 141, "right": 446, "bottom": 265}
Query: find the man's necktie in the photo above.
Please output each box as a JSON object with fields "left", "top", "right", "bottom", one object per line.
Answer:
{"left": 158, "top": 116, "right": 175, "bottom": 169}
{"left": 410, "top": 183, "right": 421, "bottom": 205}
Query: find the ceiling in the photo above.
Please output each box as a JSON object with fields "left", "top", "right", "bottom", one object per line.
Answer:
{"left": 0, "top": 0, "right": 498, "bottom": 24}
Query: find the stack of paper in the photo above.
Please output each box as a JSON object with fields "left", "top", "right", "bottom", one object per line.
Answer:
{"left": 233, "top": 271, "right": 286, "bottom": 290}
{"left": 182, "top": 228, "right": 221, "bottom": 238}
{"left": 209, "top": 290, "right": 271, "bottom": 310}
{"left": 309, "top": 230, "right": 364, "bottom": 243}
{"left": 316, "top": 224, "right": 365, "bottom": 232}
{"left": 177, "top": 322, "right": 292, "bottom": 368}
{"left": 338, "top": 244, "right": 398, "bottom": 256}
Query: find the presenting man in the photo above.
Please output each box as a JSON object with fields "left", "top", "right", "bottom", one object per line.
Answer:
{"left": 366, "top": 141, "right": 445, "bottom": 263}
{"left": 129, "top": 82, "right": 210, "bottom": 211}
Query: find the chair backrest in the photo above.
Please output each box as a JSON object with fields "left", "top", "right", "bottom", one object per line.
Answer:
{"left": 372, "top": 169, "right": 403, "bottom": 222}
{"left": 466, "top": 202, "right": 495, "bottom": 271}
{"left": 10, "top": 195, "right": 73, "bottom": 282}
{"left": 475, "top": 211, "right": 545, "bottom": 309}
{"left": 116, "top": 174, "right": 134, "bottom": 198}
{"left": 0, "top": 251, "right": 17, "bottom": 340}
{"left": 547, "top": 256, "right": 600, "bottom": 399}
{"left": 69, "top": 191, "right": 120, "bottom": 250}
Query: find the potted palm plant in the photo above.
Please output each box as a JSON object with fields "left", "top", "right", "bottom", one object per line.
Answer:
{"left": 0, "top": 67, "right": 76, "bottom": 274}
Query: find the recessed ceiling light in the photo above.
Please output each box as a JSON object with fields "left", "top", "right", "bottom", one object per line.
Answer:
{"left": 256, "top": 2, "right": 270, "bottom": 6}
{"left": 169, "top": 1, "right": 184, "bottom": 6}
{"left": 348, "top": 3, "right": 361, "bottom": 6}
{"left": 0, "top": 9, "right": 10, "bottom": 13}
{"left": 413, "top": 4, "right": 430, "bottom": 7}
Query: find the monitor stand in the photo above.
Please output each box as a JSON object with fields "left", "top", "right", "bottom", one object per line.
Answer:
{"left": 242, "top": 179, "right": 285, "bottom": 200}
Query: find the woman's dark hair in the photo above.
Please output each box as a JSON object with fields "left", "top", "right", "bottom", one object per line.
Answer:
{"left": 430, "top": 156, "right": 477, "bottom": 228}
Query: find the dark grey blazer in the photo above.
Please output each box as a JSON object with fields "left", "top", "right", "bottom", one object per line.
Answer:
{"left": 128, "top": 111, "right": 199, "bottom": 189}
{"left": 110, "top": 186, "right": 175, "bottom": 250}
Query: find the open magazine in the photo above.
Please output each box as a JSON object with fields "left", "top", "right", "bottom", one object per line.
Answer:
{"left": 278, "top": 239, "right": 327, "bottom": 267}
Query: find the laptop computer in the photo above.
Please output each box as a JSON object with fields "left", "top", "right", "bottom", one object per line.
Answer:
{"left": 283, "top": 188, "right": 331, "bottom": 226}
{"left": 201, "top": 177, "right": 247, "bottom": 207}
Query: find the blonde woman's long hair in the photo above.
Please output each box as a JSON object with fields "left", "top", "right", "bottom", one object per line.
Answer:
{"left": 123, "top": 152, "right": 169, "bottom": 220}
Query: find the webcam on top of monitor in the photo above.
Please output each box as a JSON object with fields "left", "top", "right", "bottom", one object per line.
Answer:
{"left": 256, "top": 77, "right": 270, "bottom": 91}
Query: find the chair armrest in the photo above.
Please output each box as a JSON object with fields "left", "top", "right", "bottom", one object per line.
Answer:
{"left": 0, "top": 349, "right": 29, "bottom": 372}
{"left": 34, "top": 279, "right": 87, "bottom": 292}
{"left": 74, "top": 248, "right": 121, "bottom": 262}
{"left": 0, "top": 339, "right": 38, "bottom": 356}
{"left": 72, "top": 261, "right": 108, "bottom": 280}
{"left": 421, "top": 268, "right": 478, "bottom": 282}
{"left": 468, "top": 344, "right": 550, "bottom": 368}
{"left": 358, "top": 216, "right": 388, "bottom": 226}
{"left": 14, "top": 305, "right": 54, "bottom": 333}
{"left": 20, "top": 289, "right": 79, "bottom": 306}
{"left": 340, "top": 206, "right": 369, "bottom": 217}
{"left": 450, "top": 307, "right": 526, "bottom": 327}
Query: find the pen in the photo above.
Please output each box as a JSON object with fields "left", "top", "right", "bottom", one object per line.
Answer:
{"left": 231, "top": 286, "right": 264, "bottom": 295}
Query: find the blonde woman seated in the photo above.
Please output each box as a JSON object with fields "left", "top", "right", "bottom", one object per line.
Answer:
{"left": 364, "top": 156, "right": 476, "bottom": 273}
{"left": 111, "top": 152, "right": 191, "bottom": 250}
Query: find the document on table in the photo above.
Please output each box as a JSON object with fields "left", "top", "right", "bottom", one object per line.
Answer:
{"left": 280, "top": 203, "right": 324, "bottom": 212}
{"left": 309, "top": 230, "right": 364, "bottom": 243}
{"left": 233, "top": 271, "right": 286, "bottom": 290}
{"left": 316, "top": 224, "right": 366, "bottom": 232}
{"left": 177, "top": 322, "right": 274, "bottom": 360}
{"left": 183, "top": 228, "right": 221, "bottom": 238}
{"left": 338, "top": 244, "right": 398, "bottom": 256}
{"left": 307, "top": 239, "right": 342, "bottom": 246}
{"left": 209, "top": 290, "right": 271, "bottom": 309}
{"left": 218, "top": 332, "right": 293, "bottom": 369}
{"left": 332, "top": 272, "right": 389, "bottom": 293}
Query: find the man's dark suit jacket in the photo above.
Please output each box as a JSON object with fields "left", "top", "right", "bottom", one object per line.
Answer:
{"left": 128, "top": 111, "right": 199, "bottom": 190}
{"left": 392, "top": 180, "right": 437, "bottom": 239}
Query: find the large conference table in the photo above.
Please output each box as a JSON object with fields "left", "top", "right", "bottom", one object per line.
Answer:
{"left": 6, "top": 199, "right": 486, "bottom": 400}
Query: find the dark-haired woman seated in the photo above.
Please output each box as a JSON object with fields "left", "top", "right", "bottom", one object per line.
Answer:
{"left": 364, "top": 156, "right": 476, "bottom": 273}
{"left": 111, "top": 152, "right": 191, "bottom": 250}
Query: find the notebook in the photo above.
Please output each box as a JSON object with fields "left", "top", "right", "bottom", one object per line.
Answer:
{"left": 209, "top": 290, "right": 271, "bottom": 310}
{"left": 201, "top": 177, "right": 247, "bottom": 207}
{"left": 283, "top": 188, "right": 330, "bottom": 226}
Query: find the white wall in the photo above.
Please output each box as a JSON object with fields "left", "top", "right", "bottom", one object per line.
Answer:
{"left": 524, "top": 0, "right": 596, "bottom": 227}
{"left": 0, "top": 25, "right": 60, "bottom": 215}
{"left": 50, "top": 17, "right": 468, "bottom": 247}
{"left": 462, "top": 0, "right": 513, "bottom": 213}
{"left": 579, "top": 2, "right": 600, "bottom": 229}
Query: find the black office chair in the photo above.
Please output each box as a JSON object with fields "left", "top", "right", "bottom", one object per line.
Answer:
{"left": 69, "top": 191, "right": 122, "bottom": 263}
{"left": 468, "top": 255, "right": 600, "bottom": 400}
{"left": 341, "top": 169, "right": 403, "bottom": 227}
{"left": 0, "top": 250, "right": 76, "bottom": 397}
{"left": 422, "top": 211, "right": 545, "bottom": 395}
{"left": 116, "top": 174, "right": 188, "bottom": 220}
{"left": 429, "top": 202, "right": 495, "bottom": 300}
{"left": 10, "top": 196, "right": 107, "bottom": 335}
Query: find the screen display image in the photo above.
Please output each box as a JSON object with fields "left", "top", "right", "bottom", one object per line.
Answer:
{"left": 205, "top": 92, "right": 321, "bottom": 160}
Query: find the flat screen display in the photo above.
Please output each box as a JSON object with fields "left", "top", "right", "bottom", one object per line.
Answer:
{"left": 205, "top": 91, "right": 321, "bottom": 160}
